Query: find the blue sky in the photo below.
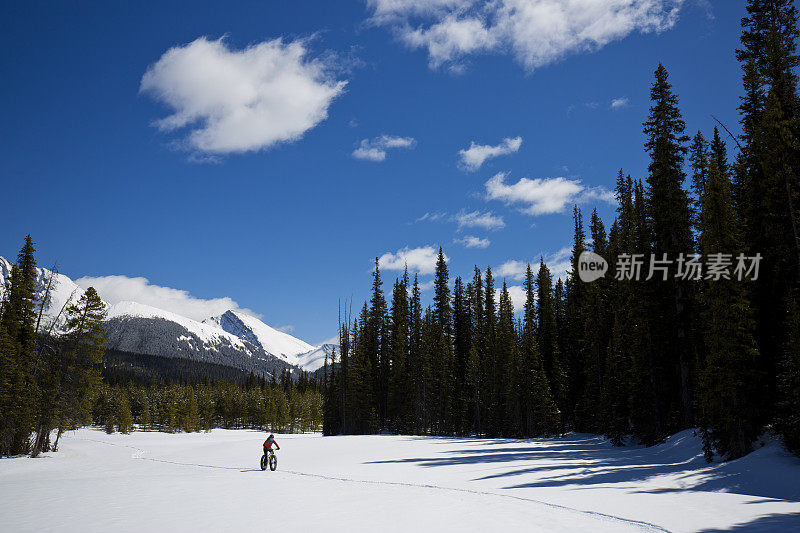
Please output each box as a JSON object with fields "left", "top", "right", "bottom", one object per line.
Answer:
{"left": 1, "top": 1, "right": 746, "bottom": 343}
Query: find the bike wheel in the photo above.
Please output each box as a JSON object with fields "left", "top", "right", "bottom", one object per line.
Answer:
{"left": 269, "top": 453, "right": 277, "bottom": 471}
{"left": 260, "top": 454, "right": 267, "bottom": 471}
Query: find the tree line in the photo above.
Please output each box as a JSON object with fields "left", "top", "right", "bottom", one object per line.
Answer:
{"left": 323, "top": 0, "right": 800, "bottom": 461}
{"left": 94, "top": 374, "right": 322, "bottom": 435}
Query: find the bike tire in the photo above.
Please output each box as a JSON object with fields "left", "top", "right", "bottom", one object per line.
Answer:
{"left": 269, "top": 453, "right": 277, "bottom": 471}
{"left": 260, "top": 454, "right": 267, "bottom": 471}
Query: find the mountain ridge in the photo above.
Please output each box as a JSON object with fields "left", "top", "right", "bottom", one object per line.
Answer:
{"left": 0, "top": 256, "right": 334, "bottom": 374}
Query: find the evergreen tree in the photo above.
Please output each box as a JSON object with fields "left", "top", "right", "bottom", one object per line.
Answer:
{"left": 521, "top": 264, "right": 560, "bottom": 435}
{"left": 408, "top": 275, "right": 426, "bottom": 434}
{"left": 496, "top": 282, "right": 515, "bottom": 435}
{"left": 388, "top": 271, "right": 411, "bottom": 432}
{"left": 564, "top": 206, "right": 586, "bottom": 426}
{"left": 431, "top": 248, "right": 454, "bottom": 433}
{"left": 538, "top": 259, "right": 565, "bottom": 416}
{"left": 467, "top": 267, "right": 484, "bottom": 435}
{"left": 642, "top": 63, "right": 695, "bottom": 438}
{"left": 576, "top": 209, "right": 611, "bottom": 432}
{"left": 0, "top": 237, "right": 39, "bottom": 455}
{"left": 366, "top": 259, "right": 388, "bottom": 429}
{"left": 698, "top": 135, "right": 761, "bottom": 460}
{"left": 452, "top": 276, "right": 471, "bottom": 435}
{"left": 482, "top": 267, "right": 499, "bottom": 436}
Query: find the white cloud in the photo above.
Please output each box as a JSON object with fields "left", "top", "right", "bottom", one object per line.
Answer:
{"left": 490, "top": 284, "right": 526, "bottom": 313}
{"left": 276, "top": 325, "right": 295, "bottom": 333}
{"left": 417, "top": 279, "right": 436, "bottom": 291}
{"left": 495, "top": 246, "right": 572, "bottom": 284}
{"left": 416, "top": 211, "right": 449, "bottom": 222}
{"left": 367, "top": 0, "right": 685, "bottom": 71}
{"left": 541, "top": 246, "right": 573, "bottom": 282}
{"left": 378, "top": 245, "right": 446, "bottom": 275}
{"left": 485, "top": 172, "right": 614, "bottom": 215}
{"left": 352, "top": 134, "right": 416, "bottom": 161}
{"left": 455, "top": 235, "right": 491, "bottom": 248}
{"left": 505, "top": 285, "right": 526, "bottom": 313}
{"left": 75, "top": 275, "right": 259, "bottom": 322}
{"left": 454, "top": 209, "right": 506, "bottom": 230}
{"left": 140, "top": 36, "right": 346, "bottom": 154}
{"left": 496, "top": 259, "right": 529, "bottom": 281}
{"left": 317, "top": 335, "right": 341, "bottom": 346}
{"left": 458, "top": 136, "right": 522, "bottom": 171}
{"left": 611, "top": 97, "right": 630, "bottom": 110}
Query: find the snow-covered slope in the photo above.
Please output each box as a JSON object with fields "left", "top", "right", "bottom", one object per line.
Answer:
{"left": 296, "top": 343, "right": 337, "bottom": 372}
{"left": 204, "top": 310, "right": 315, "bottom": 366}
{"left": 105, "top": 301, "right": 293, "bottom": 377}
{"left": 107, "top": 302, "right": 254, "bottom": 350}
{"left": 0, "top": 256, "right": 90, "bottom": 332}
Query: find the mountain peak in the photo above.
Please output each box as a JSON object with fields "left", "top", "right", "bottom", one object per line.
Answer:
{"left": 203, "top": 309, "right": 315, "bottom": 366}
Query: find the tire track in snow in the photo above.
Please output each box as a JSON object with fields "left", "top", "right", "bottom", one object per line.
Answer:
{"left": 71, "top": 434, "right": 670, "bottom": 533}
{"left": 278, "top": 469, "right": 670, "bottom": 533}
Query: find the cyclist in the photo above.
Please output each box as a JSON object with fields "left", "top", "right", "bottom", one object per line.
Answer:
{"left": 263, "top": 434, "right": 280, "bottom": 456}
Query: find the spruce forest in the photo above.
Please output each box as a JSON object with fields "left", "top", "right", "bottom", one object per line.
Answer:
{"left": 322, "top": 0, "right": 800, "bottom": 461}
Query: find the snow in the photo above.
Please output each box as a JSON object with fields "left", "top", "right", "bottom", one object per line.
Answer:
{"left": 295, "top": 343, "right": 337, "bottom": 372}
{"left": 0, "top": 256, "right": 91, "bottom": 332}
{"left": 108, "top": 301, "right": 251, "bottom": 350}
{"left": 204, "top": 310, "right": 315, "bottom": 366}
{"left": 1, "top": 429, "right": 798, "bottom": 532}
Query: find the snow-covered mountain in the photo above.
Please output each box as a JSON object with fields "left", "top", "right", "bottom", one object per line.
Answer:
{"left": 203, "top": 310, "right": 315, "bottom": 367}
{"left": 296, "top": 343, "right": 337, "bottom": 372}
{"left": 105, "top": 301, "right": 292, "bottom": 377}
{"left": 0, "top": 255, "right": 329, "bottom": 374}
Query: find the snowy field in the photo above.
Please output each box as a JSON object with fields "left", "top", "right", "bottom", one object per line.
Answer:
{"left": 1, "top": 429, "right": 799, "bottom": 532}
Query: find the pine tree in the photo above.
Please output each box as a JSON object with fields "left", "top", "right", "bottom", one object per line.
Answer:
{"left": 496, "top": 282, "right": 515, "bottom": 435}
{"left": 388, "top": 271, "right": 411, "bottom": 432}
{"left": 602, "top": 172, "right": 636, "bottom": 445}
{"left": 57, "top": 287, "right": 107, "bottom": 432}
{"left": 643, "top": 63, "right": 695, "bottom": 436}
{"left": 482, "top": 267, "right": 499, "bottom": 436}
{"left": 564, "top": 206, "right": 586, "bottom": 426}
{"left": 467, "top": 267, "right": 484, "bottom": 435}
{"left": 698, "top": 134, "right": 761, "bottom": 460}
{"left": 538, "top": 260, "right": 565, "bottom": 417}
{"left": 366, "top": 259, "right": 388, "bottom": 429}
{"left": 576, "top": 209, "right": 611, "bottom": 432}
{"left": 431, "top": 248, "right": 454, "bottom": 434}
{"left": 521, "top": 264, "right": 559, "bottom": 435}
{"left": 408, "top": 275, "right": 426, "bottom": 434}
{"left": 0, "top": 237, "right": 39, "bottom": 455}
{"left": 452, "top": 276, "right": 471, "bottom": 435}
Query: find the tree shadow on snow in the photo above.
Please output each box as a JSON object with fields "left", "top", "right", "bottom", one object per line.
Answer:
{"left": 695, "top": 512, "right": 800, "bottom": 532}
{"left": 366, "top": 432, "right": 800, "bottom": 502}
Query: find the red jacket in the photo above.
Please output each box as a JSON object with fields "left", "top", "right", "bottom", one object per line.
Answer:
{"left": 263, "top": 437, "right": 279, "bottom": 449}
